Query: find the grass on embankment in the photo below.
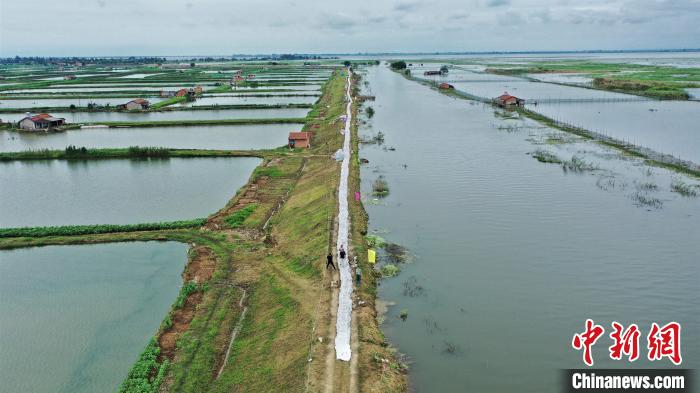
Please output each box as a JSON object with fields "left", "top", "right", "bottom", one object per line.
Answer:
{"left": 151, "top": 96, "right": 188, "bottom": 108}
{"left": 0, "top": 146, "right": 270, "bottom": 161}
{"left": 0, "top": 218, "right": 206, "bottom": 238}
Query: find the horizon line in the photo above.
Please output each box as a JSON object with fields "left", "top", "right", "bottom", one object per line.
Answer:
{"left": 2, "top": 48, "right": 700, "bottom": 59}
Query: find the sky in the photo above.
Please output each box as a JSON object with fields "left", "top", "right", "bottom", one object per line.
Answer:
{"left": 1, "top": 0, "right": 699, "bottom": 56}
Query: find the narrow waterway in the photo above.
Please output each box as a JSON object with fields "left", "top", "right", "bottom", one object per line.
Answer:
{"left": 0, "top": 242, "right": 187, "bottom": 393}
{"left": 360, "top": 66, "right": 700, "bottom": 392}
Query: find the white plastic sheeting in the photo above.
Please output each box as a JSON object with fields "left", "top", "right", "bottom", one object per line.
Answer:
{"left": 335, "top": 70, "right": 353, "bottom": 361}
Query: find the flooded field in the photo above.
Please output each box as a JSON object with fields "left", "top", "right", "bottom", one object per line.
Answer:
{"left": 0, "top": 123, "right": 298, "bottom": 152}
{"left": 360, "top": 66, "right": 700, "bottom": 392}
{"left": 0, "top": 157, "right": 260, "bottom": 227}
{"left": 0, "top": 107, "right": 309, "bottom": 123}
{"left": 529, "top": 100, "right": 700, "bottom": 163}
{"left": 0, "top": 242, "right": 186, "bottom": 393}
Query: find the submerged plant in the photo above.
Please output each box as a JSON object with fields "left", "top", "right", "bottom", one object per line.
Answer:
{"left": 372, "top": 176, "right": 390, "bottom": 196}
{"left": 562, "top": 155, "right": 598, "bottom": 173}
{"left": 630, "top": 191, "right": 663, "bottom": 209}
{"left": 365, "top": 234, "right": 387, "bottom": 248}
{"left": 399, "top": 309, "right": 408, "bottom": 321}
{"left": 402, "top": 276, "right": 425, "bottom": 297}
{"left": 380, "top": 264, "right": 400, "bottom": 277}
{"left": 670, "top": 179, "right": 699, "bottom": 197}
{"left": 531, "top": 149, "right": 562, "bottom": 164}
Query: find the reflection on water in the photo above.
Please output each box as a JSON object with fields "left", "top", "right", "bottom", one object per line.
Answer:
{"left": 360, "top": 66, "right": 700, "bottom": 392}
{"left": 0, "top": 157, "right": 260, "bottom": 227}
{"left": 0, "top": 242, "right": 186, "bottom": 393}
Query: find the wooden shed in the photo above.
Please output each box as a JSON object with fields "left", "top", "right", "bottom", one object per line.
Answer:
{"left": 288, "top": 132, "right": 311, "bottom": 148}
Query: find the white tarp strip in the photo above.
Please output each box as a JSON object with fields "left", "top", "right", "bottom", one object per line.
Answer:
{"left": 335, "top": 69, "right": 353, "bottom": 361}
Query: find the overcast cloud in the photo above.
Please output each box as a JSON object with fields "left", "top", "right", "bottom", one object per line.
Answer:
{"left": 1, "top": 0, "right": 698, "bottom": 56}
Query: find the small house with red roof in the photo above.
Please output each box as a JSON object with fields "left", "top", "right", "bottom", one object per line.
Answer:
{"left": 119, "top": 98, "right": 150, "bottom": 110}
{"left": 439, "top": 83, "right": 454, "bottom": 90}
{"left": 494, "top": 92, "right": 525, "bottom": 107}
{"left": 18, "top": 113, "right": 66, "bottom": 131}
{"left": 288, "top": 132, "right": 311, "bottom": 148}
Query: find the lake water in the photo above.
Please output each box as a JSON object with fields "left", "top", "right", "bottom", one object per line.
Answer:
{"left": 0, "top": 123, "right": 299, "bottom": 152}
{"left": 0, "top": 107, "right": 309, "bottom": 123}
{"left": 530, "top": 100, "right": 700, "bottom": 163}
{"left": 0, "top": 242, "right": 186, "bottom": 393}
{"left": 0, "top": 157, "right": 260, "bottom": 227}
{"left": 360, "top": 66, "right": 700, "bottom": 392}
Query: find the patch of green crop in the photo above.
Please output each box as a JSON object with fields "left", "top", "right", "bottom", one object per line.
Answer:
{"left": 119, "top": 338, "right": 169, "bottom": 393}
{"left": 224, "top": 204, "right": 258, "bottom": 228}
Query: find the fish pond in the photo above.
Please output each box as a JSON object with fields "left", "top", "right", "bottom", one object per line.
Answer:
{"left": 0, "top": 242, "right": 187, "bottom": 393}
{"left": 0, "top": 123, "right": 299, "bottom": 152}
{"left": 0, "top": 157, "right": 260, "bottom": 227}
{"left": 0, "top": 107, "right": 309, "bottom": 123}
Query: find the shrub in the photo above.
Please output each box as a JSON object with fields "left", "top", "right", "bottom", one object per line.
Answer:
{"left": 390, "top": 61, "right": 407, "bottom": 70}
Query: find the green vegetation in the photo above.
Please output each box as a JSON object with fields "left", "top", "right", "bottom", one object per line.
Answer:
{"left": 380, "top": 263, "right": 400, "bottom": 277}
{"left": 151, "top": 96, "right": 187, "bottom": 109}
{"left": 0, "top": 147, "right": 265, "bottom": 161}
{"left": 365, "top": 234, "right": 387, "bottom": 248}
{"left": 483, "top": 60, "right": 699, "bottom": 100}
{"left": 372, "top": 176, "right": 390, "bottom": 195}
{"left": 224, "top": 204, "right": 258, "bottom": 228}
{"left": 175, "top": 281, "right": 202, "bottom": 309}
{"left": 365, "top": 106, "right": 375, "bottom": 118}
{"left": 252, "top": 166, "right": 283, "bottom": 180}
{"left": 0, "top": 218, "right": 206, "bottom": 238}
{"left": 390, "top": 61, "right": 407, "bottom": 70}
{"left": 562, "top": 156, "right": 598, "bottom": 173}
{"left": 670, "top": 179, "right": 699, "bottom": 197}
{"left": 531, "top": 149, "right": 563, "bottom": 164}
{"left": 119, "top": 338, "right": 169, "bottom": 393}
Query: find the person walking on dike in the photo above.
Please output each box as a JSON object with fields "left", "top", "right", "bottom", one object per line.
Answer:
{"left": 339, "top": 245, "right": 346, "bottom": 260}
{"left": 326, "top": 253, "right": 336, "bottom": 270}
